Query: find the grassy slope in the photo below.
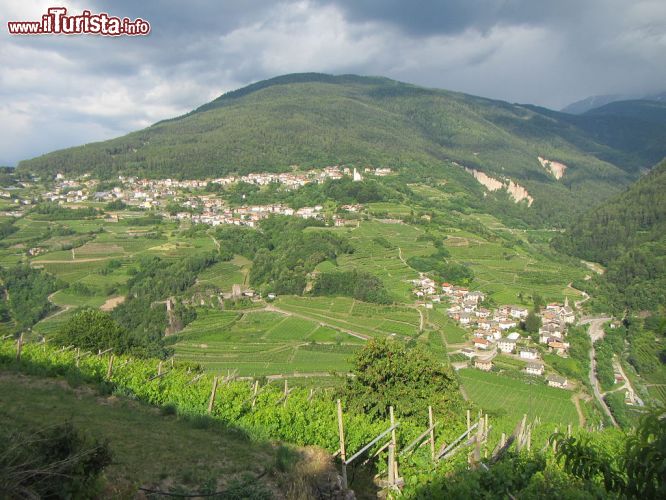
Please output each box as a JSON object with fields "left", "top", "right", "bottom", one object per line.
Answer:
{"left": 0, "top": 373, "right": 283, "bottom": 496}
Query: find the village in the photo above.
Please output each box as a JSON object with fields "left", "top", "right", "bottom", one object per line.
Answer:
{"left": 31, "top": 166, "right": 388, "bottom": 227}
{"left": 412, "top": 275, "right": 576, "bottom": 389}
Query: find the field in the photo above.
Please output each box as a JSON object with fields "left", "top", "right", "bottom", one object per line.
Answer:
{"left": 173, "top": 309, "right": 363, "bottom": 379}
{"left": 458, "top": 368, "right": 579, "bottom": 426}
{"left": 275, "top": 295, "right": 422, "bottom": 339}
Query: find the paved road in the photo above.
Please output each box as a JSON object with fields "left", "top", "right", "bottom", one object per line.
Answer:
{"left": 580, "top": 316, "right": 618, "bottom": 427}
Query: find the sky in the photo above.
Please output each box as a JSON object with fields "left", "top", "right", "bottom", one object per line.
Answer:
{"left": 1, "top": 0, "right": 665, "bottom": 166}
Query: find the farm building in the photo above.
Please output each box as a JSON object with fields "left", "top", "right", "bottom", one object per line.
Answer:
{"left": 525, "top": 362, "right": 544, "bottom": 376}
{"left": 462, "top": 348, "right": 477, "bottom": 359}
{"left": 547, "top": 375, "right": 568, "bottom": 389}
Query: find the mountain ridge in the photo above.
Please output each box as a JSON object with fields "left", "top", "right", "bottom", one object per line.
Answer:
{"left": 18, "top": 72, "right": 659, "bottom": 224}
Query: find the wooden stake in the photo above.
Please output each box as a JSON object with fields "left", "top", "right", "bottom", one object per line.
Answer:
{"left": 527, "top": 428, "right": 532, "bottom": 452}
{"left": 389, "top": 406, "right": 398, "bottom": 484}
{"left": 552, "top": 426, "right": 559, "bottom": 453}
{"left": 251, "top": 380, "right": 259, "bottom": 408}
{"left": 15, "top": 333, "right": 23, "bottom": 362}
{"left": 106, "top": 354, "right": 114, "bottom": 379}
{"left": 158, "top": 361, "right": 163, "bottom": 376}
{"left": 207, "top": 376, "right": 219, "bottom": 414}
{"left": 283, "top": 379, "right": 289, "bottom": 407}
{"left": 428, "top": 406, "right": 435, "bottom": 461}
{"left": 336, "top": 400, "right": 348, "bottom": 489}
{"left": 75, "top": 347, "right": 80, "bottom": 367}
{"left": 567, "top": 423, "right": 572, "bottom": 437}
{"left": 467, "top": 409, "right": 471, "bottom": 432}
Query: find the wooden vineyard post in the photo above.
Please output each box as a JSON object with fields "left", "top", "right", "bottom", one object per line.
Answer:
{"left": 158, "top": 361, "right": 163, "bottom": 376}
{"left": 207, "top": 376, "right": 219, "bottom": 414}
{"left": 428, "top": 406, "right": 435, "bottom": 461}
{"left": 75, "top": 347, "right": 80, "bottom": 367}
{"left": 283, "top": 379, "right": 288, "bottom": 407}
{"left": 567, "top": 423, "right": 572, "bottom": 437}
{"left": 251, "top": 380, "right": 259, "bottom": 408}
{"left": 552, "top": 427, "right": 559, "bottom": 453}
{"left": 388, "top": 406, "right": 398, "bottom": 485}
{"left": 336, "top": 399, "right": 348, "bottom": 489}
{"left": 15, "top": 333, "right": 23, "bottom": 362}
{"left": 467, "top": 409, "right": 471, "bottom": 432}
{"left": 106, "top": 354, "right": 114, "bottom": 379}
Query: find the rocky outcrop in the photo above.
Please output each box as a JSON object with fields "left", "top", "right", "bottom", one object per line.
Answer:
{"left": 465, "top": 168, "right": 534, "bottom": 206}
{"left": 538, "top": 156, "right": 567, "bottom": 179}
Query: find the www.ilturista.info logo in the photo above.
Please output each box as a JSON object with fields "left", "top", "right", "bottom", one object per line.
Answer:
{"left": 7, "top": 7, "right": 150, "bottom": 36}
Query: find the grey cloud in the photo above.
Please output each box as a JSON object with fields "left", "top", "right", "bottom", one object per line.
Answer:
{"left": 0, "top": 0, "right": 664, "bottom": 166}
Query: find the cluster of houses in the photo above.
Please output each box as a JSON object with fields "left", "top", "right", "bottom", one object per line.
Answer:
{"left": 45, "top": 166, "right": 392, "bottom": 206}
{"left": 411, "top": 277, "right": 575, "bottom": 389}
{"left": 186, "top": 204, "right": 326, "bottom": 227}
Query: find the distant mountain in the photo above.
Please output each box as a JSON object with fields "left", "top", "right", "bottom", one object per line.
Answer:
{"left": 18, "top": 73, "right": 652, "bottom": 223}
{"left": 553, "top": 159, "right": 666, "bottom": 311}
{"left": 562, "top": 91, "right": 666, "bottom": 114}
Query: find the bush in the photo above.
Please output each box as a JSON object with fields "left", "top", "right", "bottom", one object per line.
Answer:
{"left": 0, "top": 422, "right": 112, "bottom": 499}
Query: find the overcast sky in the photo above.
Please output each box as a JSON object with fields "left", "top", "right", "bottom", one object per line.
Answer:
{"left": 2, "top": 0, "right": 665, "bottom": 166}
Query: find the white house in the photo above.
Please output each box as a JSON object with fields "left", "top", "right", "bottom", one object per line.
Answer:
{"left": 526, "top": 362, "right": 544, "bottom": 376}
{"left": 510, "top": 306, "right": 529, "bottom": 319}
{"left": 497, "top": 338, "right": 517, "bottom": 353}
{"left": 519, "top": 348, "right": 539, "bottom": 360}
{"left": 547, "top": 375, "right": 568, "bottom": 389}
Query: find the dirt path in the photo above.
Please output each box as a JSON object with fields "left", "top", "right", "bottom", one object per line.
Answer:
{"left": 32, "top": 257, "right": 112, "bottom": 264}
{"left": 610, "top": 357, "right": 644, "bottom": 406}
{"left": 579, "top": 316, "right": 617, "bottom": 427}
{"left": 571, "top": 393, "right": 587, "bottom": 427}
{"left": 568, "top": 282, "right": 589, "bottom": 309}
{"left": 209, "top": 234, "right": 220, "bottom": 252}
{"left": 100, "top": 296, "right": 126, "bottom": 312}
{"left": 581, "top": 260, "right": 605, "bottom": 275}
{"left": 398, "top": 246, "right": 408, "bottom": 266}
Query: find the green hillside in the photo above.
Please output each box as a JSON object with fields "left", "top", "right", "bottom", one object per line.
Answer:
{"left": 553, "top": 159, "right": 666, "bottom": 311}
{"left": 18, "top": 73, "right": 633, "bottom": 224}
{"left": 0, "top": 373, "right": 329, "bottom": 498}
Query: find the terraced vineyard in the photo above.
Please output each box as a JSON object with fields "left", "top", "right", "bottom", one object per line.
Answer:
{"left": 275, "top": 296, "right": 422, "bottom": 339}
{"left": 459, "top": 368, "right": 579, "bottom": 426}
{"left": 173, "top": 308, "right": 363, "bottom": 378}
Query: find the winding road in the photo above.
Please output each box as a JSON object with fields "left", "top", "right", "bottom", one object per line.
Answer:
{"left": 579, "top": 316, "right": 618, "bottom": 428}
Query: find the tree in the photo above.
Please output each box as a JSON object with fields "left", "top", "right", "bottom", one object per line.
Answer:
{"left": 344, "top": 338, "right": 463, "bottom": 420}
{"left": 524, "top": 310, "right": 542, "bottom": 335}
{"left": 55, "top": 309, "right": 133, "bottom": 353}
{"left": 553, "top": 410, "right": 666, "bottom": 498}
{"left": 532, "top": 292, "right": 544, "bottom": 312}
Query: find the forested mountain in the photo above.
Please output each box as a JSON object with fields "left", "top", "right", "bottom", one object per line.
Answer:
{"left": 566, "top": 100, "right": 666, "bottom": 170}
{"left": 17, "top": 73, "right": 645, "bottom": 224}
{"left": 561, "top": 90, "right": 666, "bottom": 114}
{"left": 552, "top": 159, "right": 666, "bottom": 311}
